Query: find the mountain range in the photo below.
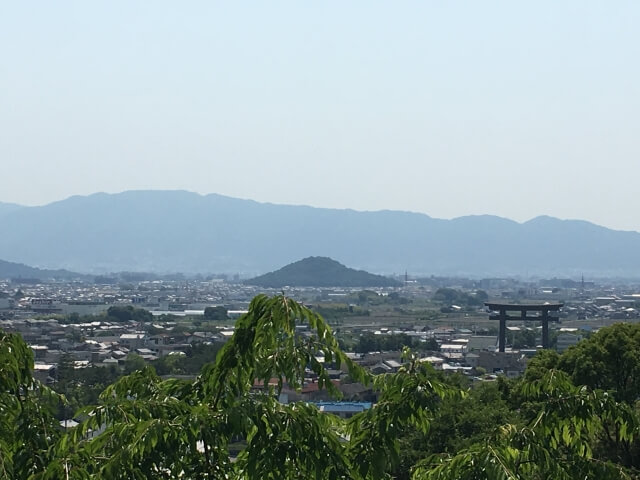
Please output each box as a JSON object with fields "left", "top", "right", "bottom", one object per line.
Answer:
{"left": 1, "top": 191, "right": 639, "bottom": 277}
{"left": 0, "top": 202, "right": 23, "bottom": 218}
{"left": 0, "top": 258, "right": 85, "bottom": 281}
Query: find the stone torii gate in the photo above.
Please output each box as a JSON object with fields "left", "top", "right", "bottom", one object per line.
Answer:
{"left": 484, "top": 302, "right": 563, "bottom": 352}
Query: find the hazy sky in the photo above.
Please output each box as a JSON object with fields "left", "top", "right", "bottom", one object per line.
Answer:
{"left": 2, "top": 2, "right": 639, "bottom": 231}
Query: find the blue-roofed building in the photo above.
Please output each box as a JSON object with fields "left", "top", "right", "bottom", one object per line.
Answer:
{"left": 313, "top": 401, "right": 372, "bottom": 418}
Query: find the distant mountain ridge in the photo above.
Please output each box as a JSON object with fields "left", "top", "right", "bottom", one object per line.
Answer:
{"left": 0, "top": 190, "right": 639, "bottom": 277}
{"left": 245, "top": 257, "right": 400, "bottom": 287}
{"left": 0, "top": 259, "right": 85, "bottom": 281}
{"left": 0, "top": 202, "right": 24, "bottom": 218}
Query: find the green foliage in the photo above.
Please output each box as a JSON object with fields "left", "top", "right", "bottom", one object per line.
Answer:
{"left": 52, "top": 364, "right": 122, "bottom": 419}
{"left": 313, "top": 303, "right": 370, "bottom": 320}
{"left": 59, "top": 305, "right": 154, "bottom": 325}
{"left": 522, "top": 348, "right": 561, "bottom": 383}
{"left": 106, "top": 305, "right": 153, "bottom": 323}
{"left": 353, "top": 290, "right": 411, "bottom": 307}
{"left": 393, "top": 380, "right": 518, "bottom": 479}
{"left": 416, "top": 371, "right": 636, "bottom": 480}
{"left": 347, "top": 353, "right": 458, "bottom": 479}
{"left": 35, "top": 294, "right": 372, "bottom": 478}
{"left": 0, "top": 331, "right": 62, "bottom": 479}
{"left": 152, "top": 343, "right": 222, "bottom": 376}
{"left": 429, "top": 381, "right": 518, "bottom": 452}
{"left": 238, "top": 397, "right": 351, "bottom": 479}
{"left": 203, "top": 306, "right": 228, "bottom": 321}
{"left": 122, "top": 353, "right": 146, "bottom": 375}
{"left": 245, "top": 256, "right": 400, "bottom": 288}
{"left": 524, "top": 323, "right": 640, "bottom": 406}
{"left": 202, "top": 294, "right": 367, "bottom": 405}
{"left": 432, "top": 288, "right": 487, "bottom": 308}
{"left": 557, "top": 322, "right": 640, "bottom": 403}
{"left": 55, "top": 353, "right": 76, "bottom": 389}
{"left": 3, "top": 297, "right": 640, "bottom": 479}
{"left": 509, "top": 328, "right": 537, "bottom": 349}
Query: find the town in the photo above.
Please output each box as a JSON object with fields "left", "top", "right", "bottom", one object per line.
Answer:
{"left": 3, "top": 273, "right": 639, "bottom": 412}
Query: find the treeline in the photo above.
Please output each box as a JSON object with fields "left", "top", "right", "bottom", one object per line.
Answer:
{"left": 432, "top": 287, "right": 488, "bottom": 307}
{"left": 353, "top": 290, "right": 412, "bottom": 306}
{"left": 313, "top": 303, "right": 370, "bottom": 320}
{"left": 58, "top": 305, "right": 154, "bottom": 324}
{"left": 60, "top": 305, "right": 228, "bottom": 325}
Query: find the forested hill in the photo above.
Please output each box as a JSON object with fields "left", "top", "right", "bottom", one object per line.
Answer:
{"left": 244, "top": 256, "right": 400, "bottom": 288}
{"left": 1, "top": 190, "right": 640, "bottom": 276}
{"left": 0, "top": 259, "right": 85, "bottom": 281}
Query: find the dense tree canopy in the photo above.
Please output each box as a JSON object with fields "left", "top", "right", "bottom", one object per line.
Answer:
{"left": 245, "top": 256, "right": 400, "bottom": 288}
{"left": 558, "top": 322, "right": 640, "bottom": 403}
{"left": 1, "top": 296, "right": 639, "bottom": 479}
{"left": 106, "top": 305, "right": 153, "bottom": 323}
{"left": 0, "top": 331, "right": 62, "bottom": 478}
{"left": 203, "top": 306, "right": 228, "bottom": 321}
{"left": 525, "top": 322, "right": 640, "bottom": 404}
{"left": 432, "top": 288, "right": 488, "bottom": 308}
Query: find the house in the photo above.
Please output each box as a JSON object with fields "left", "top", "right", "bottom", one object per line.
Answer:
{"left": 119, "top": 333, "right": 148, "bottom": 350}
{"left": 464, "top": 352, "right": 479, "bottom": 368}
{"left": 467, "top": 336, "right": 498, "bottom": 351}
{"left": 135, "top": 348, "right": 158, "bottom": 361}
{"left": 419, "top": 356, "right": 444, "bottom": 370}
{"left": 476, "top": 351, "right": 525, "bottom": 377}
{"left": 33, "top": 363, "right": 56, "bottom": 384}
{"left": 440, "top": 343, "right": 466, "bottom": 359}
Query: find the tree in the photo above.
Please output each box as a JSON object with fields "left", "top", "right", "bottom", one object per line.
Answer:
{"left": 557, "top": 322, "right": 640, "bottom": 404}
{"left": 510, "top": 328, "right": 537, "bottom": 349}
{"left": 55, "top": 353, "right": 76, "bottom": 389}
{"left": 355, "top": 332, "right": 415, "bottom": 353}
{"left": 394, "top": 380, "right": 518, "bottom": 479}
{"left": 0, "top": 331, "right": 61, "bottom": 479}
{"left": 106, "top": 305, "right": 152, "bottom": 323}
{"left": 475, "top": 290, "right": 489, "bottom": 303}
{"left": 522, "top": 348, "right": 561, "bottom": 383}
{"left": 418, "top": 337, "right": 439, "bottom": 352}
{"left": 415, "top": 371, "right": 635, "bottom": 479}
{"left": 152, "top": 343, "right": 222, "bottom": 376}
{"left": 203, "top": 306, "right": 228, "bottom": 321}
{"left": 122, "top": 353, "right": 146, "bottom": 374}
{"left": 432, "top": 288, "right": 459, "bottom": 305}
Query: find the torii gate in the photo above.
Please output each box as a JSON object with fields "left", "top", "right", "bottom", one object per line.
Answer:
{"left": 484, "top": 302, "right": 563, "bottom": 352}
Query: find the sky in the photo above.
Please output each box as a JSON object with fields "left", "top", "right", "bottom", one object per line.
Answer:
{"left": 2, "top": 2, "right": 639, "bottom": 231}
